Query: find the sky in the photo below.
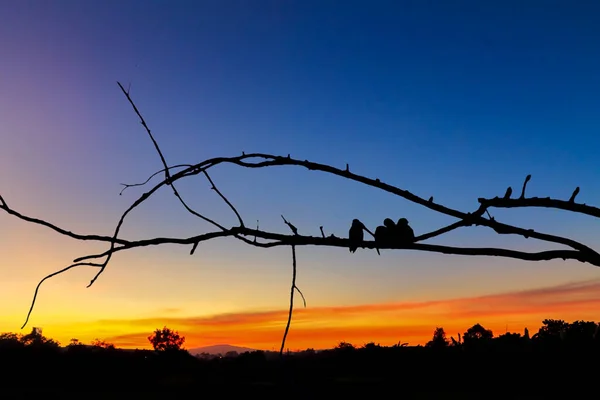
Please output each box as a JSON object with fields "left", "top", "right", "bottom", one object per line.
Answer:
{"left": 1, "top": 0, "right": 600, "bottom": 351}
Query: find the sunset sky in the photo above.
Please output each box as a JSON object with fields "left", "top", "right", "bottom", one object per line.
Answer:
{"left": 1, "top": 1, "right": 600, "bottom": 351}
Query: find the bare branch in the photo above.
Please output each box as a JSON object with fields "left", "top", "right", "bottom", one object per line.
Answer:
{"left": 73, "top": 231, "right": 242, "bottom": 262}
{"left": 116, "top": 88, "right": 256, "bottom": 251}
{"left": 219, "top": 155, "right": 595, "bottom": 254}
{"left": 520, "top": 174, "right": 531, "bottom": 199}
{"left": 281, "top": 215, "right": 299, "bottom": 235}
{"left": 119, "top": 164, "right": 193, "bottom": 195}
{"left": 295, "top": 286, "right": 307, "bottom": 308}
{"left": 86, "top": 186, "right": 161, "bottom": 288}
{"left": 478, "top": 195, "right": 600, "bottom": 219}
{"left": 278, "top": 215, "right": 306, "bottom": 354}
{"left": 415, "top": 220, "right": 472, "bottom": 242}
{"left": 203, "top": 170, "right": 244, "bottom": 227}
{"left": 0, "top": 195, "right": 129, "bottom": 245}
{"left": 65, "top": 227, "right": 600, "bottom": 267}
{"left": 280, "top": 244, "right": 298, "bottom": 356}
{"left": 22, "top": 262, "right": 103, "bottom": 329}
{"left": 569, "top": 187, "right": 580, "bottom": 203}
{"left": 117, "top": 82, "right": 171, "bottom": 184}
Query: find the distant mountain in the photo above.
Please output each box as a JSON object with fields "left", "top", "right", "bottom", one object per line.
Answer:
{"left": 187, "top": 344, "right": 258, "bottom": 356}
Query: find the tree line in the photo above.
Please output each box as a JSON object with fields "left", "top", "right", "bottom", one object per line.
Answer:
{"left": 0, "top": 325, "right": 185, "bottom": 353}
{"left": 2, "top": 318, "right": 598, "bottom": 357}
{"left": 2, "top": 318, "right": 598, "bottom": 396}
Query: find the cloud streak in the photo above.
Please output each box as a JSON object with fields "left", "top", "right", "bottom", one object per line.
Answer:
{"left": 90, "top": 278, "right": 600, "bottom": 350}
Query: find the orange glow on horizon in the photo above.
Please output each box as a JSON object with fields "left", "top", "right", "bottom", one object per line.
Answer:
{"left": 18, "top": 277, "right": 599, "bottom": 351}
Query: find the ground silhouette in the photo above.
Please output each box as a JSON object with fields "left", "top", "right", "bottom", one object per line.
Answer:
{"left": 1, "top": 319, "right": 597, "bottom": 398}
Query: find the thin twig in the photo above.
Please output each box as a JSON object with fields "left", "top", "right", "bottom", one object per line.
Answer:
{"left": 22, "top": 262, "right": 103, "bottom": 329}
{"left": 281, "top": 215, "right": 298, "bottom": 235}
{"left": 279, "top": 216, "right": 306, "bottom": 356}
{"left": 116, "top": 88, "right": 254, "bottom": 249}
{"left": 0, "top": 195, "right": 129, "bottom": 245}
{"left": 295, "top": 286, "right": 307, "bottom": 308}
{"left": 280, "top": 244, "right": 298, "bottom": 356}
{"left": 203, "top": 170, "right": 244, "bottom": 227}
{"left": 117, "top": 82, "right": 171, "bottom": 184}
{"left": 119, "top": 164, "right": 192, "bottom": 195}
{"left": 478, "top": 195, "right": 600, "bottom": 219}
{"left": 569, "top": 187, "right": 580, "bottom": 203}
{"left": 520, "top": 174, "right": 531, "bottom": 199}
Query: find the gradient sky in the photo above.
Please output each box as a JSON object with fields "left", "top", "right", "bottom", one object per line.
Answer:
{"left": 1, "top": 0, "right": 600, "bottom": 351}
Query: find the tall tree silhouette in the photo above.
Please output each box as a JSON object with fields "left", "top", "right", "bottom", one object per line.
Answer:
{"left": 148, "top": 326, "right": 185, "bottom": 352}
{"left": 463, "top": 323, "right": 493, "bottom": 347}
{"left": 426, "top": 327, "right": 449, "bottom": 349}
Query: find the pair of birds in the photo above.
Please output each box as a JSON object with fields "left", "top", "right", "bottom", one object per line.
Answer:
{"left": 349, "top": 218, "right": 415, "bottom": 254}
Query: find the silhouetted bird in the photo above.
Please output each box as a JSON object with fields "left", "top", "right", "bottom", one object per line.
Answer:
{"left": 395, "top": 218, "right": 415, "bottom": 243}
{"left": 383, "top": 218, "right": 395, "bottom": 230}
{"left": 374, "top": 218, "right": 396, "bottom": 255}
{"left": 349, "top": 219, "right": 368, "bottom": 253}
{"left": 503, "top": 186, "right": 512, "bottom": 199}
{"left": 373, "top": 226, "right": 386, "bottom": 255}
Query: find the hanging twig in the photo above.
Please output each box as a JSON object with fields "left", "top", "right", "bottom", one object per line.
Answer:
{"left": 279, "top": 216, "right": 306, "bottom": 356}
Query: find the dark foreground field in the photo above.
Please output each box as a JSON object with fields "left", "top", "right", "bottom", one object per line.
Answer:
{"left": 1, "top": 344, "right": 596, "bottom": 399}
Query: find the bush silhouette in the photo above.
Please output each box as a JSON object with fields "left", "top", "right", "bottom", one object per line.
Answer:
{"left": 148, "top": 326, "right": 186, "bottom": 352}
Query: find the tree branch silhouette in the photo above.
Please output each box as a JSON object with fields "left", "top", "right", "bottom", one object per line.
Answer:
{"left": 280, "top": 216, "right": 306, "bottom": 356}
{"left": 3, "top": 82, "right": 599, "bottom": 353}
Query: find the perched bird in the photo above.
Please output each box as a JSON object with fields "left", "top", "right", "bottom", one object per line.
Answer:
{"left": 374, "top": 218, "right": 396, "bottom": 255}
{"left": 349, "top": 219, "right": 369, "bottom": 253}
{"left": 373, "top": 226, "right": 386, "bottom": 255}
{"left": 383, "top": 218, "right": 395, "bottom": 230}
{"left": 396, "top": 218, "right": 415, "bottom": 243}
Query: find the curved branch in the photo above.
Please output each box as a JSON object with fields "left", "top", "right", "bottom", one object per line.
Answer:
{"left": 87, "top": 183, "right": 165, "bottom": 287}
{"left": 71, "top": 230, "right": 276, "bottom": 262}
{"left": 182, "top": 154, "right": 597, "bottom": 255}
{"left": 203, "top": 170, "right": 245, "bottom": 228}
{"left": 0, "top": 195, "right": 129, "bottom": 245}
{"left": 5, "top": 152, "right": 599, "bottom": 296}
{"left": 117, "top": 82, "right": 172, "bottom": 184}
{"left": 478, "top": 196, "right": 600, "bottom": 219}
{"left": 119, "top": 164, "right": 193, "bottom": 195}
{"left": 67, "top": 227, "right": 600, "bottom": 267}
{"left": 415, "top": 220, "right": 474, "bottom": 242}
{"left": 22, "top": 261, "right": 103, "bottom": 329}
{"left": 280, "top": 244, "right": 298, "bottom": 356}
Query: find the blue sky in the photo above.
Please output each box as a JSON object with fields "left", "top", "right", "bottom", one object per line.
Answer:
{"left": 1, "top": 1, "right": 599, "bottom": 347}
